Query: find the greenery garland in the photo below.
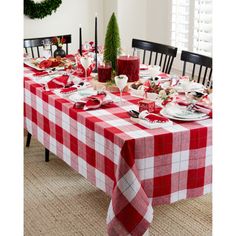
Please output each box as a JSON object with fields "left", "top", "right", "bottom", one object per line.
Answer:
{"left": 24, "top": 0, "right": 62, "bottom": 19}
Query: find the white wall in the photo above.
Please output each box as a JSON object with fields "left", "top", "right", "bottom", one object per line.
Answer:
{"left": 24, "top": 0, "right": 104, "bottom": 54}
{"left": 146, "top": 0, "right": 171, "bottom": 45}
{"left": 117, "top": 0, "right": 147, "bottom": 55}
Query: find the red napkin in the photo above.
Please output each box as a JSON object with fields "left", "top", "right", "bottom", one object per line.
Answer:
{"left": 73, "top": 93, "right": 112, "bottom": 110}
{"left": 139, "top": 110, "right": 170, "bottom": 123}
{"left": 33, "top": 71, "right": 49, "bottom": 77}
{"left": 45, "top": 75, "right": 69, "bottom": 90}
{"left": 176, "top": 99, "right": 212, "bottom": 118}
{"left": 60, "top": 87, "right": 77, "bottom": 95}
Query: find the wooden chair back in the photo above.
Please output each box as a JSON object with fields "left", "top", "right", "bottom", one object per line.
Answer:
{"left": 132, "top": 38, "right": 178, "bottom": 73}
{"left": 180, "top": 50, "right": 212, "bottom": 88}
{"left": 24, "top": 34, "right": 72, "bottom": 58}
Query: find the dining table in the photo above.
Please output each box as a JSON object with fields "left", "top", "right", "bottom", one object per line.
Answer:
{"left": 24, "top": 62, "right": 212, "bottom": 236}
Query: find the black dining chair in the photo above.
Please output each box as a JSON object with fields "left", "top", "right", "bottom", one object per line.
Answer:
{"left": 24, "top": 34, "right": 72, "bottom": 58}
{"left": 180, "top": 50, "right": 212, "bottom": 88}
{"left": 132, "top": 38, "right": 178, "bottom": 74}
{"left": 24, "top": 34, "right": 71, "bottom": 162}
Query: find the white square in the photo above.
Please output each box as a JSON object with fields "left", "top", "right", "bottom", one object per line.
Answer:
{"left": 180, "top": 160, "right": 189, "bottom": 171}
{"left": 62, "top": 113, "right": 70, "bottom": 133}
{"left": 106, "top": 119, "right": 132, "bottom": 127}
{"left": 36, "top": 97, "right": 43, "bottom": 115}
{"left": 87, "top": 109, "right": 110, "bottom": 117}
{"left": 118, "top": 170, "right": 141, "bottom": 202}
{"left": 136, "top": 157, "right": 154, "bottom": 169}
{"left": 24, "top": 89, "right": 31, "bottom": 106}
{"left": 25, "top": 118, "right": 32, "bottom": 134}
{"left": 170, "top": 192, "right": 179, "bottom": 203}
{"left": 204, "top": 184, "right": 212, "bottom": 194}
{"left": 172, "top": 152, "right": 181, "bottom": 163}
{"left": 121, "top": 105, "right": 138, "bottom": 111}
{"left": 106, "top": 202, "right": 115, "bottom": 224}
{"left": 95, "top": 133, "right": 105, "bottom": 155}
{"left": 48, "top": 104, "right": 56, "bottom": 123}
{"left": 37, "top": 127, "right": 44, "bottom": 144}
{"left": 144, "top": 168, "right": 154, "bottom": 179}
{"left": 138, "top": 169, "right": 145, "bottom": 180}
{"left": 143, "top": 204, "right": 153, "bottom": 222}
{"left": 77, "top": 123, "right": 86, "bottom": 144}
{"left": 63, "top": 145, "right": 71, "bottom": 165}
{"left": 180, "top": 150, "right": 189, "bottom": 161}
{"left": 126, "top": 130, "right": 151, "bottom": 139}
{"left": 113, "top": 144, "right": 121, "bottom": 165}
{"left": 178, "top": 190, "right": 187, "bottom": 200}
{"left": 78, "top": 157, "right": 87, "bottom": 178}
{"left": 122, "top": 177, "right": 141, "bottom": 202}
{"left": 171, "top": 162, "right": 180, "bottom": 173}
{"left": 49, "top": 136, "right": 57, "bottom": 155}
{"left": 206, "top": 146, "right": 212, "bottom": 157}
{"left": 95, "top": 169, "right": 106, "bottom": 191}
{"left": 197, "top": 119, "right": 212, "bottom": 127}
{"left": 164, "top": 124, "right": 188, "bottom": 133}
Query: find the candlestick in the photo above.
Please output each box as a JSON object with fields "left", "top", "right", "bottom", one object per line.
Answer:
{"left": 79, "top": 25, "right": 82, "bottom": 56}
{"left": 94, "top": 14, "right": 98, "bottom": 73}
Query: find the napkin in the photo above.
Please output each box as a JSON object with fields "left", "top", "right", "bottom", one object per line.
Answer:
{"left": 33, "top": 71, "right": 49, "bottom": 77}
{"left": 73, "top": 92, "right": 112, "bottom": 110}
{"left": 45, "top": 75, "right": 69, "bottom": 90}
{"left": 176, "top": 100, "right": 212, "bottom": 118}
{"left": 60, "top": 87, "right": 78, "bottom": 95}
{"left": 139, "top": 110, "right": 170, "bottom": 123}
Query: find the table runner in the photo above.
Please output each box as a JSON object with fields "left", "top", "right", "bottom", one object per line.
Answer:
{"left": 24, "top": 65, "right": 212, "bottom": 236}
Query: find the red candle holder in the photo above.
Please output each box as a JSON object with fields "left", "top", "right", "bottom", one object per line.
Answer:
{"left": 98, "top": 61, "right": 112, "bottom": 83}
{"left": 117, "top": 55, "right": 140, "bottom": 82}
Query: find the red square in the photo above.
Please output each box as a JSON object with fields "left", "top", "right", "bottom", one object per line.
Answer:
{"left": 31, "top": 107, "right": 37, "bottom": 124}
{"left": 187, "top": 167, "right": 205, "bottom": 189}
{"left": 154, "top": 133, "right": 173, "bottom": 155}
{"left": 105, "top": 157, "right": 115, "bottom": 180}
{"left": 70, "top": 135, "right": 79, "bottom": 155}
{"left": 86, "top": 146, "right": 96, "bottom": 167}
{"left": 55, "top": 124, "right": 63, "bottom": 144}
{"left": 139, "top": 99, "right": 155, "bottom": 113}
{"left": 153, "top": 174, "right": 171, "bottom": 197}
{"left": 116, "top": 203, "right": 143, "bottom": 233}
{"left": 43, "top": 117, "right": 50, "bottom": 134}
{"left": 86, "top": 116, "right": 102, "bottom": 131}
{"left": 190, "top": 128, "right": 207, "bottom": 150}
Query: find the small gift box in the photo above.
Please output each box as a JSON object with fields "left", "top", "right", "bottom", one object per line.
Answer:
{"left": 139, "top": 99, "right": 155, "bottom": 113}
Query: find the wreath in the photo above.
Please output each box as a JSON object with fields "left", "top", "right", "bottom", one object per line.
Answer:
{"left": 24, "top": 0, "right": 62, "bottom": 19}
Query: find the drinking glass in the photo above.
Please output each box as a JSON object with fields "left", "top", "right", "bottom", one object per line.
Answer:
{"left": 42, "top": 39, "right": 52, "bottom": 59}
{"left": 80, "top": 56, "right": 93, "bottom": 80}
{"left": 114, "top": 75, "right": 128, "bottom": 104}
{"left": 98, "top": 60, "right": 112, "bottom": 83}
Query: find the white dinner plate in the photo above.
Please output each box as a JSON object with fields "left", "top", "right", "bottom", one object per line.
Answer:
{"left": 160, "top": 109, "right": 209, "bottom": 121}
{"left": 160, "top": 104, "right": 209, "bottom": 121}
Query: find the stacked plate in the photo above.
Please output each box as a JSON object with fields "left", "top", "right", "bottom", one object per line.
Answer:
{"left": 160, "top": 103, "right": 209, "bottom": 121}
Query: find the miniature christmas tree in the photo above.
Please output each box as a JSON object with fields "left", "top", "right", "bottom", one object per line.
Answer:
{"left": 104, "top": 12, "right": 121, "bottom": 71}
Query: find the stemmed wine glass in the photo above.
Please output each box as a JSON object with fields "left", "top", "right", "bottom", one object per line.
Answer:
{"left": 114, "top": 75, "right": 128, "bottom": 104}
{"left": 42, "top": 39, "right": 52, "bottom": 59}
{"left": 80, "top": 56, "right": 93, "bottom": 80}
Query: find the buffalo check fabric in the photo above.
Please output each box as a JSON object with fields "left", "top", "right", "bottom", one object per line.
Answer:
{"left": 24, "top": 65, "right": 212, "bottom": 236}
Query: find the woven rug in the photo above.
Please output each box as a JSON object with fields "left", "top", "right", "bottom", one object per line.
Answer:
{"left": 24, "top": 137, "right": 212, "bottom": 236}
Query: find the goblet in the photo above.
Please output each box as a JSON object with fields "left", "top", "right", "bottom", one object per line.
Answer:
{"left": 80, "top": 56, "right": 93, "bottom": 80}
{"left": 114, "top": 75, "right": 128, "bottom": 104}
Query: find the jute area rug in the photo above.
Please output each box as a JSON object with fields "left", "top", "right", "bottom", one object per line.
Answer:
{"left": 24, "top": 137, "right": 212, "bottom": 236}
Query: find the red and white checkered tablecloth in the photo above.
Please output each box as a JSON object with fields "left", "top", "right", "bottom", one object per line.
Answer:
{"left": 24, "top": 65, "right": 212, "bottom": 236}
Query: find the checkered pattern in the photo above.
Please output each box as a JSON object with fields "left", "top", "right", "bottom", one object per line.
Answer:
{"left": 24, "top": 65, "right": 212, "bottom": 236}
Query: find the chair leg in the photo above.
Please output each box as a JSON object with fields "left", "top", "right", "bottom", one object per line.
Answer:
{"left": 45, "top": 148, "right": 50, "bottom": 162}
{"left": 26, "top": 132, "right": 32, "bottom": 147}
